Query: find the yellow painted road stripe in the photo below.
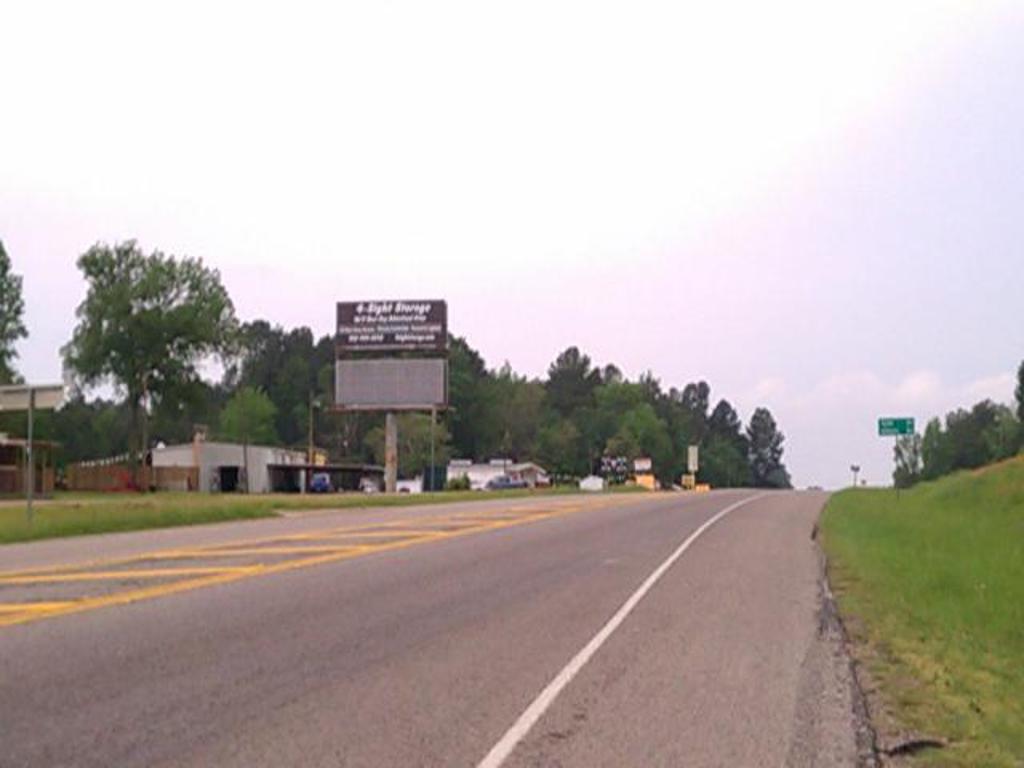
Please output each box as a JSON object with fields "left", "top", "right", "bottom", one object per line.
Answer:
{"left": 311, "top": 529, "right": 438, "bottom": 539}
{"left": 0, "top": 494, "right": 664, "bottom": 629}
{"left": 0, "top": 602, "right": 76, "bottom": 613}
{"left": 0, "top": 566, "right": 256, "bottom": 585}
{"left": 180, "top": 545, "right": 358, "bottom": 557}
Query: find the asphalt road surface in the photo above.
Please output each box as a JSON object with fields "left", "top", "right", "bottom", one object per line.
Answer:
{"left": 0, "top": 491, "right": 861, "bottom": 767}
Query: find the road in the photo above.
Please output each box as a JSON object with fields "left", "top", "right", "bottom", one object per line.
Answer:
{"left": 0, "top": 491, "right": 861, "bottom": 767}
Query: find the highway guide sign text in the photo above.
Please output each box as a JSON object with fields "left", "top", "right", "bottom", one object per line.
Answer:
{"left": 337, "top": 300, "right": 447, "bottom": 353}
{"left": 878, "top": 417, "right": 914, "bottom": 436}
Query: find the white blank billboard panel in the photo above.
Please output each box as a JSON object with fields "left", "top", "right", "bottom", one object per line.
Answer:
{"left": 335, "top": 359, "right": 447, "bottom": 410}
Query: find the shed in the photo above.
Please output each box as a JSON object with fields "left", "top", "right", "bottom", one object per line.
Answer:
{"left": 0, "top": 437, "right": 58, "bottom": 497}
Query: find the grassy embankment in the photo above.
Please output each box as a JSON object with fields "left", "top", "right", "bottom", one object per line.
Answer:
{"left": 0, "top": 485, "right": 609, "bottom": 545}
{"left": 822, "top": 456, "right": 1024, "bottom": 766}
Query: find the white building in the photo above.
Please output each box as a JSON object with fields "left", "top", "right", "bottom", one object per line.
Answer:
{"left": 447, "top": 459, "right": 550, "bottom": 490}
{"left": 152, "top": 440, "right": 306, "bottom": 494}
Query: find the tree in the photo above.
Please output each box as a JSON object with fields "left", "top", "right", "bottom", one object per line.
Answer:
{"left": 921, "top": 417, "right": 951, "bottom": 480}
{"left": 63, "top": 241, "right": 237, "bottom": 472}
{"left": 485, "top": 366, "right": 545, "bottom": 460}
{"left": 447, "top": 335, "right": 494, "bottom": 459}
{"left": 702, "top": 400, "right": 751, "bottom": 487}
{"left": 893, "top": 433, "right": 923, "bottom": 489}
{"left": 945, "top": 401, "right": 999, "bottom": 471}
{"left": 605, "top": 404, "right": 673, "bottom": 482}
{"left": 363, "top": 413, "right": 451, "bottom": 478}
{"left": 700, "top": 434, "right": 752, "bottom": 488}
{"left": 536, "top": 418, "right": 584, "bottom": 477}
{"left": 747, "top": 407, "right": 791, "bottom": 488}
{"left": 0, "top": 240, "right": 27, "bottom": 383}
{"left": 1016, "top": 360, "right": 1024, "bottom": 436}
{"left": 981, "top": 404, "right": 1020, "bottom": 462}
{"left": 546, "top": 346, "right": 601, "bottom": 417}
{"left": 219, "top": 387, "right": 279, "bottom": 445}
{"left": 227, "top": 321, "right": 334, "bottom": 445}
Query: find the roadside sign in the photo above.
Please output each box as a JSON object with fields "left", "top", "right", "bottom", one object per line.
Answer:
{"left": 878, "top": 417, "right": 914, "bottom": 437}
{"left": 0, "top": 384, "right": 65, "bottom": 523}
{"left": 687, "top": 445, "right": 699, "bottom": 474}
{"left": 336, "top": 300, "right": 447, "bottom": 353}
{"left": 634, "top": 457, "right": 652, "bottom": 473}
{"left": 0, "top": 384, "right": 64, "bottom": 411}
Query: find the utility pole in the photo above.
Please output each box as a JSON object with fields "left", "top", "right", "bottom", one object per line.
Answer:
{"left": 241, "top": 397, "right": 250, "bottom": 494}
{"left": 307, "top": 391, "right": 316, "bottom": 465}
{"left": 26, "top": 388, "right": 35, "bottom": 523}
{"left": 850, "top": 464, "right": 861, "bottom": 488}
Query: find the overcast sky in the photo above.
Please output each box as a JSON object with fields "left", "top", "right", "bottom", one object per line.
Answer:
{"left": 2, "top": 1, "right": 1022, "bottom": 488}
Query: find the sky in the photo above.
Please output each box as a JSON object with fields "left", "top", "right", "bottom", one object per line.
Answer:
{"left": 2, "top": 1, "right": 1022, "bottom": 489}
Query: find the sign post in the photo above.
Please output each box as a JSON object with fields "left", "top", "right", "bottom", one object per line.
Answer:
{"left": 879, "top": 417, "right": 915, "bottom": 499}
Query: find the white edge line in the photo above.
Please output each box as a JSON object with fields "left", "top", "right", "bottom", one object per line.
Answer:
{"left": 476, "top": 492, "right": 769, "bottom": 768}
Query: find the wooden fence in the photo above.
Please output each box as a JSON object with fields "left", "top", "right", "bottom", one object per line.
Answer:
{"left": 65, "top": 463, "right": 199, "bottom": 493}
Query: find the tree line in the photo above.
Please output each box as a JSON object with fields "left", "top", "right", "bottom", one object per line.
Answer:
{"left": 0, "top": 240, "right": 792, "bottom": 488}
{"left": 892, "top": 362, "right": 1024, "bottom": 488}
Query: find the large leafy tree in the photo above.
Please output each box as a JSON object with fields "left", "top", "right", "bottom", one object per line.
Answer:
{"left": 63, "top": 241, "right": 237, "bottom": 467}
{"left": 536, "top": 418, "right": 584, "bottom": 476}
{"left": 747, "top": 407, "right": 791, "bottom": 488}
{"left": 921, "top": 416, "right": 951, "bottom": 480}
{"left": 893, "top": 433, "right": 923, "bottom": 489}
{"left": 605, "top": 403, "right": 673, "bottom": 480}
{"left": 1016, "top": 360, "right": 1024, "bottom": 426}
{"left": 218, "top": 386, "right": 279, "bottom": 445}
{"left": 227, "top": 321, "right": 335, "bottom": 445}
{"left": 0, "top": 240, "right": 27, "bottom": 383}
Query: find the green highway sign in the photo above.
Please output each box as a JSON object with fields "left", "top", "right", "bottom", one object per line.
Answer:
{"left": 878, "top": 417, "right": 915, "bottom": 436}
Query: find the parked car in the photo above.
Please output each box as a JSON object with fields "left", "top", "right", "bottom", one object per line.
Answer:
{"left": 309, "top": 472, "right": 333, "bottom": 493}
{"left": 485, "top": 475, "right": 528, "bottom": 490}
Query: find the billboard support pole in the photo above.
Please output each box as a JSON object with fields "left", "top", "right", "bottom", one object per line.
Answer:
{"left": 429, "top": 408, "right": 436, "bottom": 493}
{"left": 385, "top": 412, "right": 398, "bottom": 494}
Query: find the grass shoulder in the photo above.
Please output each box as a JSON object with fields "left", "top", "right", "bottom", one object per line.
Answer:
{"left": 821, "top": 457, "right": 1024, "bottom": 766}
{"left": 0, "top": 485, "right": 600, "bottom": 545}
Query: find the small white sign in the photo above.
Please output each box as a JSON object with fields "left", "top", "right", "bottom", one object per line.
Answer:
{"left": 687, "top": 445, "right": 699, "bottom": 474}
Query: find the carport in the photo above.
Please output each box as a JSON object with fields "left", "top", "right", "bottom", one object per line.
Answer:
{"left": 268, "top": 463, "right": 385, "bottom": 493}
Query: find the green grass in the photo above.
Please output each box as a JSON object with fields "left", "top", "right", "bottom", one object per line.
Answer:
{"left": 0, "top": 486, "right": 592, "bottom": 545}
{"left": 822, "top": 456, "right": 1024, "bottom": 766}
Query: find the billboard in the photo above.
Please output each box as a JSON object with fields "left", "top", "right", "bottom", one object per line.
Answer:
{"left": 336, "top": 300, "right": 447, "bottom": 353}
{"left": 335, "top": 359, "right": 447, "bottom": 411}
